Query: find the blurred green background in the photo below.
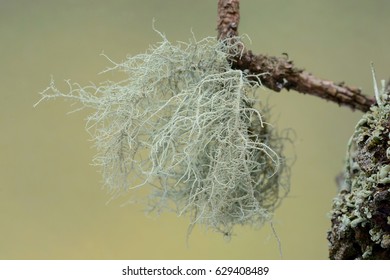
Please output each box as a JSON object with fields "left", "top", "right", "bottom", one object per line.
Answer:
{"left": 1, "top": 0, "right": 389, "bottom": 259}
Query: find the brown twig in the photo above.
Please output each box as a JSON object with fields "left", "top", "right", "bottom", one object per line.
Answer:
{"left": 217, "top": 0, "right": 240, "bottom": 39}
{"left": 217, "top": 0, "right": 375, "bottom": 112}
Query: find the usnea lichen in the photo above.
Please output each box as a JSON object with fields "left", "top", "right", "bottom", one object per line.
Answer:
{"left": 35, "top": 33, "right": 289, "bottom": 236}
{"left": 328, "top": 69, "right": 390, "bottom": 259}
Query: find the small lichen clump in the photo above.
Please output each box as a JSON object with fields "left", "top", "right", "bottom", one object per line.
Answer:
{"left": 328, "top": 90, "right": 390, "bottom": 259}
{"left": 36, "top": 33, "right": 289, "bottom": 236}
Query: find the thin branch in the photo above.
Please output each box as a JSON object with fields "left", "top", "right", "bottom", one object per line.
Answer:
{"left": 217, "top": 0, "right": 240, "bottom": 40}
{"left": 217, "top": 0, "right": 375, "bottom": 112}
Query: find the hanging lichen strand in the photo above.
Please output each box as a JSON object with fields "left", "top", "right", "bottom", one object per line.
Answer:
{"left": 35, "top": 33, "right": 290, "bottom": 236}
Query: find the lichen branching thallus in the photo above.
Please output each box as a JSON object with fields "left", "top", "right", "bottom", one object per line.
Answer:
{"left": 35, "top": 34, "right": 290, "bottom": 237}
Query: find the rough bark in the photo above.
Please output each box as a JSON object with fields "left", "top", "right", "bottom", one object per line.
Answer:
{"left": 328, "top": 100, "right": 390, "bottom": 259}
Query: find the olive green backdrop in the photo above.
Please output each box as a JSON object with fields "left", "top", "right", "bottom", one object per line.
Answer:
{"left": 1, "top": 0, "right": 389, "bottom": 259}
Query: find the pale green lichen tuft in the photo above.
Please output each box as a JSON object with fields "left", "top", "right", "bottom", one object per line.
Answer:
{"left": 35, "top": 33, "right": 290, "bottom": 236}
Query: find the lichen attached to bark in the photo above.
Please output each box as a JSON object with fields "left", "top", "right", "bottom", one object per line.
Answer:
{"left": 328, "top": 90, "right": 390, "bottom": 259}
